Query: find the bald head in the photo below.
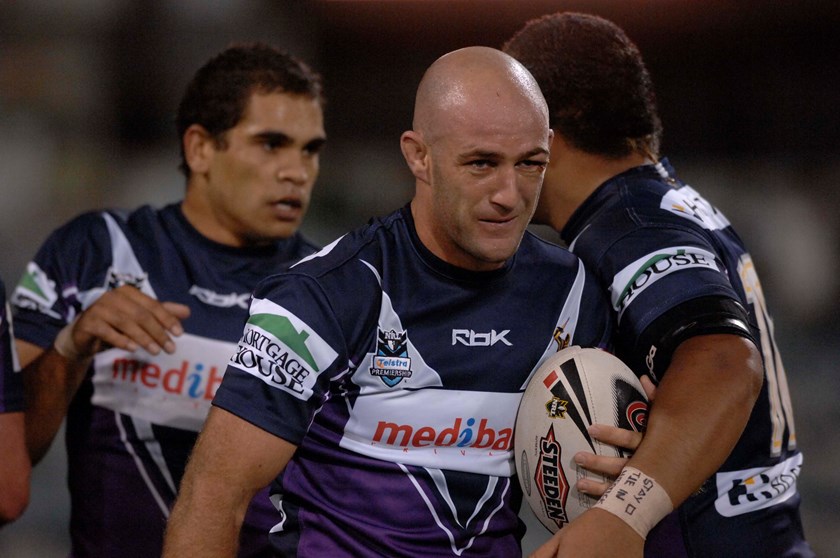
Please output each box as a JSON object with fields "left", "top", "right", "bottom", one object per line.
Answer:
{"left": 400, "top": 46, "right": 553, "bottom": 272}
{"left": 413, "top": 46, "right": 549, "bottom": 142}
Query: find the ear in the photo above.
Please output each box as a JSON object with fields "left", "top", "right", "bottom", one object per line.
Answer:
{"left": 400, "top": 130, "right": 430, "bottom": 184}
{"left": 183, "top": 124, "right": 215, "bottom": 175}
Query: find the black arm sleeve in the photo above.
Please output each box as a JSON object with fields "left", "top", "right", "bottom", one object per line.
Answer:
{"left": 616, "top": 295, "right": 756, "bottom": 382}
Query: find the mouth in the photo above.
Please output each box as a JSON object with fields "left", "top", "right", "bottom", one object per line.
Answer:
{"left": 270, "top": 197, "right": 304, "bottom": 219}
{"left": 477, "top": 214, "right": 524, "bottom": 237}
{"left": 480, "top": 214, "right": 518, "bottom": 226}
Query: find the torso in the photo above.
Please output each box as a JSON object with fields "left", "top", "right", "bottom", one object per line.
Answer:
{"left": 12, "top": 203, "right": 317, "bottom": 558}
{"left": 214, "top": 206, "right": 613, "bottom": 557}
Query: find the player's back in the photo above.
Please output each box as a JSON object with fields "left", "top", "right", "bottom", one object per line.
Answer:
{"left": 563, "top": 159, "right": 811, "bottom": 557}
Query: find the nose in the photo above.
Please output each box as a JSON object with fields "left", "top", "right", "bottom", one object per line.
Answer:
{"left": 489, "top": 166, "right": 519, "bottom": 210}
{"left": 276, "top": 150, "right": 310, "bottom": 185}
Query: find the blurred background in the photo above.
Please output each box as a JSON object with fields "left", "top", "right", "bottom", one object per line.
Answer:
{"left": 1, "top": 0, "right": 837, "bottom": 555}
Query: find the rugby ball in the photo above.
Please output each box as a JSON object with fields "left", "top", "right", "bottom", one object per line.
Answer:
{"left": 514, "top": 346, "right": 648, "bottom": 533}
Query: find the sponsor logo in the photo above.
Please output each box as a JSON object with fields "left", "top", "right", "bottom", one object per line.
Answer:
{"left": 372, "top": 417, "right": 512, "bottom": 450}
{"left": 644, "top": 345, "right": 659, "bottom": 380}
{"left": 12, "top": 262, "right": 60, "bottom": 314}
{"left": 110, "top": 358, "right": 223, "bottom": 401}
{"left": 230, "top": 313, "right": 321, "bottom": 397}
{"left": 189, "top": 285, "right": 250, "bottom": 309}
{"left": 545, "top": 396, "right": 569, "bottom": 419}
{"left": 370, "top": 329, "right": 412, "bottom": 387}
{"left": 452, "top": 329, "right": 512, "bottom": 347}
{"left": 626, "top": 401, "right": 648, "bottom": 431}
{"left": 661, "top": 186, "right": 730, "bottom": 231}
{"left": 91, "top": 333, "right": 236, "bottom": 431}
{"left": 611, "top": 247, "right": 719, "bottom": 316}
{"left": 552, "top": 324, "right": 571, "bottom": 351}
{"left": 535, "top": 425, "right": 570, "bottom": 527}
{"left": 105, "top": 267, "right": 147, "bottom": 290}
{"left": 714, "top": 453, "right": 802, "bottom": 517}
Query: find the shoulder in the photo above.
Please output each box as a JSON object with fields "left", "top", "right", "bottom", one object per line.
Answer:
{"left": 45, "top": 206, "right": 156, "bottom": 239}
{"left": 515, "top": 232, "right": 604, "bottom": 296}
{"left": 288, "top": 210, "right": 406, "bottom": 279}
{"left": 519, "top": 230, "right": 579, "bottom": 265}
{"left": 572, "top": 182, "right": 723, "bottom": 265}
{"left": 31, "top": 209, "right": 129, "bottom": 256}
{"left": 292, "top": 233, "right": 321, "bottom": 259}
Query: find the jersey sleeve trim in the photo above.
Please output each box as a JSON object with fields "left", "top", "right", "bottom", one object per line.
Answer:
{"left": 619, "top": 295, "right": 755, "bottom": 380}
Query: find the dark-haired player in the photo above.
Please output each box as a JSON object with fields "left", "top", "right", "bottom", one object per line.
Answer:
{"left": 504, "top": 12, "right": 812, "bottom": 558}
{"left": 12, "top": 43, "right": 325, "bottom": 557}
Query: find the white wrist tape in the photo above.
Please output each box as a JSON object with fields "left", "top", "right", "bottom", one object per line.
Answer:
{"left": 54, "top": 319, "right": 81, "bottom": 360}
{"left": 593, "top": 466, "right": 673, "bottom": 540}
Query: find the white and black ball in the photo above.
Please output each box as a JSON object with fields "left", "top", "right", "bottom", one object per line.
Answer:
{"left": 515, "top": 346, "right": 648, "bottom": 533}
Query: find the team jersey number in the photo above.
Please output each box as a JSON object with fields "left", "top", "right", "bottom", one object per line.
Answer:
{"left": 738, "top": 254, "right": 796, "bottom": 456}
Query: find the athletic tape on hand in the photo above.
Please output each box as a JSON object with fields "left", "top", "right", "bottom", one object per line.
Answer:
{"left": 593, "top": 466, "right": 673, "bottom": 540}
{"left": 54, "top": 318, "right": 81, "bottom": 361}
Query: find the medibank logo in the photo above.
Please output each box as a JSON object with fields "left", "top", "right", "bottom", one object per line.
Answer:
{"left": 373, "top": 417, "right": 512, "bottom": 451}
{"left": 111, "top": 359, "right": 223, "bottom": 400}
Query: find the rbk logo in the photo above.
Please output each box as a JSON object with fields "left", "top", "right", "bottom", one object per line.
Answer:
{"left": 189, "top": 285, "right": 250, "bottom": 309}
{"left": 452, "top": 329, "right": 512, "bottom": 347}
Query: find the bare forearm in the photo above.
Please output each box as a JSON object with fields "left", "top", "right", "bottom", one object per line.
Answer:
{"left": 0, "top": 412, "right": 31, "bottom": 524}
{"left": 629, "top": 334, "right": 763, "bottom": 506}
{"left": 23, "top": 348, "right": 91, "bottom": 464}
{"left": 163, "top": 479, "right": 247, "bottom": 557}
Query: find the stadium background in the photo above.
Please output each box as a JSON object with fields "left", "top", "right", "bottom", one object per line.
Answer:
{"left": 0, "top": 1, "right": 837, "bottom": 555}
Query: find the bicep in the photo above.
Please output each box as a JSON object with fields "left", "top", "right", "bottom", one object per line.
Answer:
{"left": 620, "top": 295, "right": 754, "bottom": 381}
{"left": 185, "top": 406, "right": 296, "bottom": 494}
{"left": 629, "top": 333, "right": 762, "bottom": 504}
{"left": 165, "top": 407, "right": 295, "bottom": 556}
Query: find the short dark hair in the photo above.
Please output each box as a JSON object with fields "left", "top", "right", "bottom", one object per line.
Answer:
{"left": 176, "top": 42, "right": 325, "bottom": 177}
{"left": 503, "top": 12, "right": 662, "bottom": 159}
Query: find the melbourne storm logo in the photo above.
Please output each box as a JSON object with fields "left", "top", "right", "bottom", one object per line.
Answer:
{"left": 370, "top": 329, "right": 413, "bottom": 387}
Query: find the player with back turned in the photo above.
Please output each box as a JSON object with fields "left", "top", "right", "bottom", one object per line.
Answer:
{"left": 11, "top": 43, "right": 325, "bottom": 557}
{"left": 504, "top": 12, "right": 813, "bottom": 558}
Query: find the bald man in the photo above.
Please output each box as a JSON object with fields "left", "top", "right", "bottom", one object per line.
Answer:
{"left": 163, "top": 47, "right": 613, "bottom": 558}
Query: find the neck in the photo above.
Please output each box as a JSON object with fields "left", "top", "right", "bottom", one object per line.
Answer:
{"left": 538, "top": 138, "right": 653, "bottom": 231}
{"left": 180, "top": 180, "right": 244, "bottom": 247}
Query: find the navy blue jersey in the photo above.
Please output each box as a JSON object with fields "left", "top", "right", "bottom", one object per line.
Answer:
{"left": 562, "top": 160, "right": 812, "bottom": 557}
{"left": 0, "top": 279, "right": 23, "bottom": 413}
{"left": 213, "top": 206, "right": 613, "bottom": 557}
{"left": 12, "top": 203, "right": 317, "bottom": 558}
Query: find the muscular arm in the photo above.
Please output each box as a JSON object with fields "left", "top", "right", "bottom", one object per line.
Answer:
{"left": 539, "top": 333, "right": 763, "bottom": 557}
{"left": 629, "top": 333, "right": 762, "bottom": 504}
{"left": 163, "top": 406, "right": 296, "bottom": 557}
{"left": 16, "top": 339, "right": 90, "bottom": 464}
{"left": 16, "top": 285, "right": 190, "bottom": 464}
{"left": 0, "top": 412, "right": 30, "bottom": 525}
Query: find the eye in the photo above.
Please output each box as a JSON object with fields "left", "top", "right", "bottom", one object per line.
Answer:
{"left": 303, "top": 139, "right": 326, "bottom": 157}
{"left": 261, "top": 138, "right": 283, "bottom": 152}
{"left": 468, "top": 159, "right": 496, "bottom": 170}
{"left": 518, "top": 159, "right": 548, "bottom": 172}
